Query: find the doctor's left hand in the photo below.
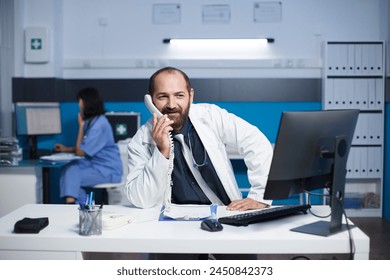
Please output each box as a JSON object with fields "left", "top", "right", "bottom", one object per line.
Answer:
{"left": 226, "top": 198, "right": 269, "bottom": 211}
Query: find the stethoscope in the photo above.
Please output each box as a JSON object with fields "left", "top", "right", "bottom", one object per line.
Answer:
{"left": 186, "top": 123, "right": 208, "bottom": 168}
{"left": 83, "top": 116, "right": 98, "bottom": 140}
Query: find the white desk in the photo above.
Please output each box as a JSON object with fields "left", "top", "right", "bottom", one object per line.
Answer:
{"left": 0, "top": 204, "right": 369, "bottom": 260}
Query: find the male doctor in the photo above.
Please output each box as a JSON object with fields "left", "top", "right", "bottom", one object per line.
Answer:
{"left": 125, "top": 66, "right": 273, "bottom": 212}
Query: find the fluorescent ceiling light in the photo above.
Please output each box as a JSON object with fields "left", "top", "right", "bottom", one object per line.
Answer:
{"left": 163, "top": 38, "right": 275, "bottom": 46}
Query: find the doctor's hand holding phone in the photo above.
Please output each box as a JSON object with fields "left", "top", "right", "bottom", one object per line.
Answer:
{"left": 144, "top": 94, "right": 174, "bottom": 159}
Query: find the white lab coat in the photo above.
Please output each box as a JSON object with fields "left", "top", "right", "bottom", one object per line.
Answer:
{"left": 125, "top": 103, "right": 273, "bottom": 209}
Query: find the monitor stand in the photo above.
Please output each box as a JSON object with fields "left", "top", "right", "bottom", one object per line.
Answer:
{"left": 291, "top": 221, "right": 355, "bottom": 237}
{"left": 28, "top": 135, "right": 52, "bottom": 159}
{"left": 290, "top": 136, "right": 354, "bottom": 237}
{"left": 28, "top": 135, "right": 38, "bottom": 159}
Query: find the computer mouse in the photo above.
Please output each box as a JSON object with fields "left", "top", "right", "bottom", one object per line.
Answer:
{"left": 200, "top": 219, "right": 223, "bottom": 232}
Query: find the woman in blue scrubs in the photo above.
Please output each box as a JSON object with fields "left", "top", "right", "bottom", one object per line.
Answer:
{"left": 54, "top": 87, "right": 122, "bottom": 204}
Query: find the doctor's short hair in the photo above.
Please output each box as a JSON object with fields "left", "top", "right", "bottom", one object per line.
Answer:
{"left": 148, "top": 66, "right": 192, "bottom": 96}
{"left": 77, "top": 87, "right": 105, "bottom": 119}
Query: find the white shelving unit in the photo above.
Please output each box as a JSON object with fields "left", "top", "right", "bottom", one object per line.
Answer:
{"left": 322, "top": 41, "right": 385, "bottom": 217}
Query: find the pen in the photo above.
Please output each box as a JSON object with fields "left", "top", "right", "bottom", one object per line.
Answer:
{"left": 85, "top": 194, "right": 90, "bottom": 209}
{"left": 89, "top": 191, "right": 94, "bottom": 209}
{"left": 86, "top": 208, "right": 100, "bottom": 235}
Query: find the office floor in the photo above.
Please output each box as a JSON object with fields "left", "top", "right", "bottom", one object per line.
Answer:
{"left": 83, "top": 217, "right": 390, "bottom": 260}
{"left": 349, "top": 217, "right": 390, "bottom": 260}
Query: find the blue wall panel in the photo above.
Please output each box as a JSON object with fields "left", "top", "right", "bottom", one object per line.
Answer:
{"left": 36, "top": 101, "right": 321, "bottom": 150}
{"left": 29, "top": 101, "right": 389, "bottom": 216}
{"left": 33, "top": 101, "right": 322, "bottom": 204}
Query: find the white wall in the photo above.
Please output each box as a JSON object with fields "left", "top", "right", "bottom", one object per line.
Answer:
{"left": 12, "top": 0, "right": 389, "bottom": 79}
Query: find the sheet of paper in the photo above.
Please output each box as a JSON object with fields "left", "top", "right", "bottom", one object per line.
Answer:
{"left": 40, "top": 153, "right": 83, "bottom": 162}
{"left": 163, "top": 204, "right": 212, "bottom": 220}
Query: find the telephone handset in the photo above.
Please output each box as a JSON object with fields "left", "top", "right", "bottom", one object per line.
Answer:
{"left": 144, "top": 94, "right": 169, "bottom": 121}
{"left": 144, "top": 94, "right": 174, "bottom": 209}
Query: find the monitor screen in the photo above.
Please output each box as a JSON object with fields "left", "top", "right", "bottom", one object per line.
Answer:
{"left": 15, "top": 102, "right": 62, "bottom": 135}
{"left": 263, "top": 109, "right": 359, "bottom": 236}
{"left": 105, "top": 112, "right": 140, "bottom": 142}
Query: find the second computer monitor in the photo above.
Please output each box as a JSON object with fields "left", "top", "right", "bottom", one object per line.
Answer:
{"left": 105, "top": 112, "right": 140, "bottom": 142}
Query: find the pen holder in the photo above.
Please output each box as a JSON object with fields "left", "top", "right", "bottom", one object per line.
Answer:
{"left": 78, "top": 208, "right": 102, "bottom": 236}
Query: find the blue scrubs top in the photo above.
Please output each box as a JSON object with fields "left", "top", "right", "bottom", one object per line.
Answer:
{"left": 80, "top": 115, "right": 122, "bottom": 181}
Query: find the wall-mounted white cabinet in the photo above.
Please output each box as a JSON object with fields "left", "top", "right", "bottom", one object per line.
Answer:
{"left": 323, "top": 41, "right": 385, "bottom": 217}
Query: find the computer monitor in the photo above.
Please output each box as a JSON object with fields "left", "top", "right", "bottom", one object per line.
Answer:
{"left": 14, "top": 102, "right": 62, "bottom": 159}
{"left": 264, "top": 109, "right": 359, "bottom": 236}
{"left": 105, "top": 112, "right": 140, "bottom": 142}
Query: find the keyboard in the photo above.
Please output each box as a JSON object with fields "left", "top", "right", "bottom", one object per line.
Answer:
{"left": 218, "top": 204, "right": 311, "bottom": 226}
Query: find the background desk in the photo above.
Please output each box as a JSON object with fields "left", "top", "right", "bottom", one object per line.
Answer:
{"left": 0, "top": 204, "right": 369, "bottom": 260}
